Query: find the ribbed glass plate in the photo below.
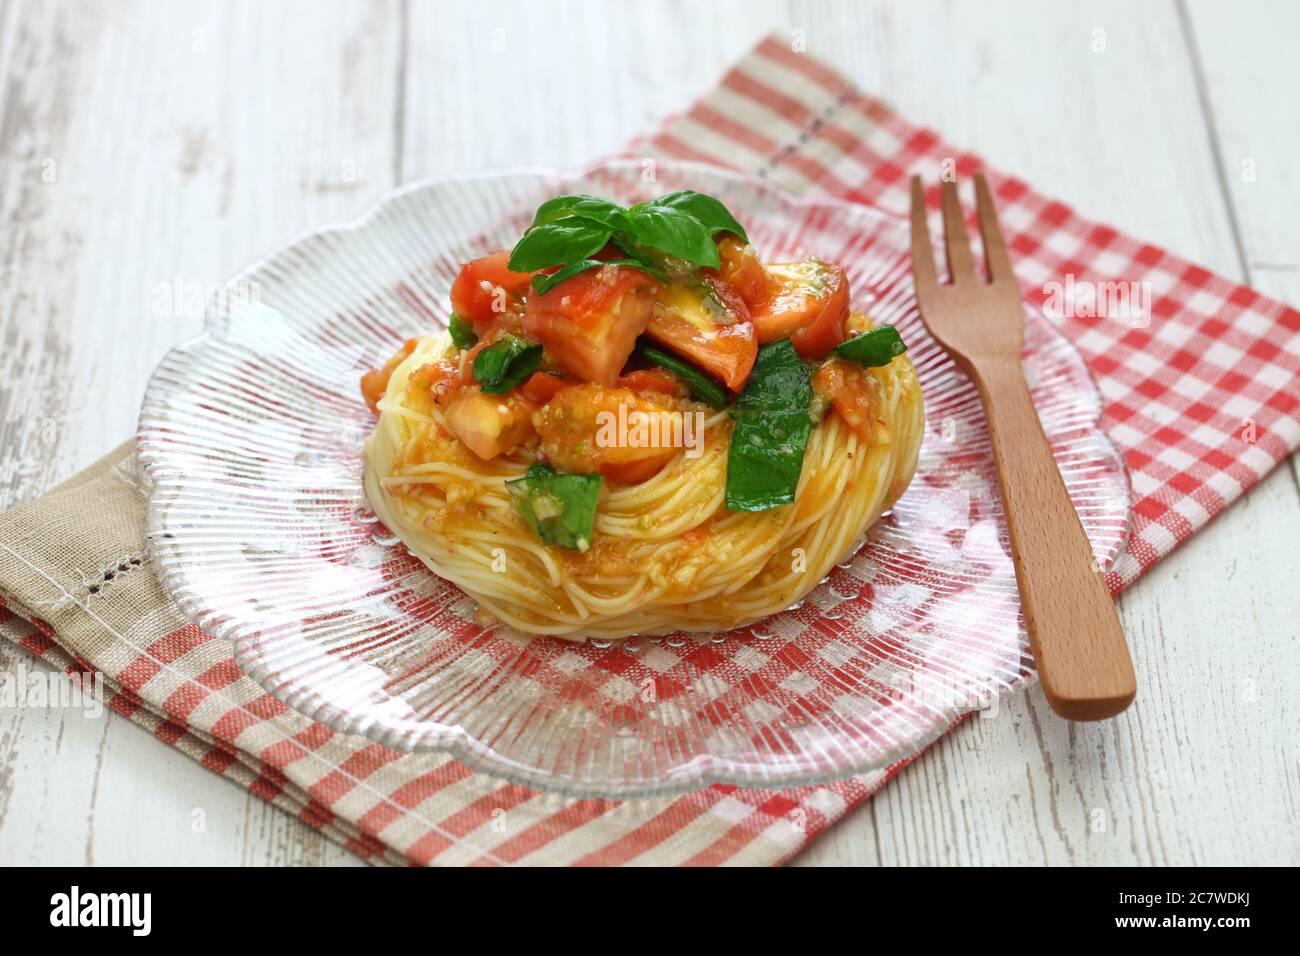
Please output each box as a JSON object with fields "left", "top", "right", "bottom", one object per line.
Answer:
{"left": 137, "top": 160, "right": 1130, "bottom": 798}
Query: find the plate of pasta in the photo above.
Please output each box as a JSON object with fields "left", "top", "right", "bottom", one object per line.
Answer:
{"left": 138, "top": 160, "right": 1130, "bottom": 797}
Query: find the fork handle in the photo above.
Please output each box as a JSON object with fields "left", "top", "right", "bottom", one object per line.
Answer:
{"left": 969, "top": 357, "right": 1136, "bottom": 720}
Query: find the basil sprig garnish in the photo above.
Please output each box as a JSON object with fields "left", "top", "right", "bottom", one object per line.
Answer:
{"left": 531, "top": 195, "right": 630, "bottom": 231}
{"left": 624, "top": 204, "right": 720, "bottom": 268}
{"left": 647, "top": 190, "right": 749, "bottom": 244}
{"left": 508, "top": 219, "right": 613, "bottom": 272}
{"left": 608, "top": 236, "right": 668, "bottom": 278}
{"left": 472, "top": 335, "right": 543, "bottom": 394}
{"left": 508, "top": 190, "right": 748, "bottom": 295}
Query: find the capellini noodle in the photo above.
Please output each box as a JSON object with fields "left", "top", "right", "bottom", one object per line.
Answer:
{"left": 365, "top": 332, "right": 924, "bottom": 639}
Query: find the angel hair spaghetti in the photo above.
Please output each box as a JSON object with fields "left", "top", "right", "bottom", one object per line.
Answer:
{"left": 362, "top": 190, "right": 924, "bottom": 638}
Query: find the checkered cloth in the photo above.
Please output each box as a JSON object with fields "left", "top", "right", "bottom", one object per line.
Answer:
{"left": 2, "top": 35, "right": 1297, "bottom": 866}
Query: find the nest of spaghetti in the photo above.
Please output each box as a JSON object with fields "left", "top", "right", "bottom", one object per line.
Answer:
{"left": 362, "top": 190, "right": 924, "bottom": 639}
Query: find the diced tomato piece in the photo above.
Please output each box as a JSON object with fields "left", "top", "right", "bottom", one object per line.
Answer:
{"left": 402, "top": 360, "right": 458, "bottom": 413}
{"left": 703, "top": 275, "right": 751, "bottom": 324}
{"left": 408, "top": 360, "right": 456, "bottom": 392}
{"left": 600, "top": 451, "right": 678, "bottom": 484}
{"left": 534, "top": 383, "right": 687, "bottom": 484}
{"left": 714, "top": 235, "right": 770, "bottom": 310}
{"left": 359, "top": 372, "right": 386, "bottom": 413}
{"left": 616, "top": 368, "right": 683, "bottom": 396}
{"left": 646, "top": 314, "right": 756, "bottom": 393}
{"left": 681, "top": 525, "right": 711, "bottom": 547}
{"left": 523, "top": 265, "right": 656, "bottom": 386}
{"left": 519, "top": 371, "right": 568, "bottom": 404}
{"left": 440, "top": 388, "right": 537, "bottom": 460}
{"left": 456, "top": 324, "right": 505, "bottom": 365}
{"left": 450, "top": 251, "right": 542, "bottom": 330}
{"left": 751, "top": 260, "right": 850, "bottom": 359}
{"left": 644, "top": 278, "right": 757, "bottom": 392}
{"left": 813, "top": 359, "right": 885, "bottom": 442}
{"left": 360, "top": 338, "right": 419, "bottom": 414}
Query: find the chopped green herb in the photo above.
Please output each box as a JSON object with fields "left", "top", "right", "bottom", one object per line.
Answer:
{"left": 530, "top": 257, "right": 661, "bottom": 296}
{"left": 724, "top": 339, "right": 813, "bottom": 512}
{"left": 832, "top": 325, "right": 907, "bottom": 367}
{"left": 448, "top": 313, "right": 478, "bottom": 349}
{"left": 608, "top": 236, "right": 669, "bottom": 280}
{"left": 637, "top": 344, "right": 728, "bottom": 408}
{"left": 472, "top": 335, "right": 543, "bottom": 394}
{"left": 508, "top": 190, "right": 747, "bottom": 288}
{"left": 506, "top": 462, "right": 602, "bottom": 551}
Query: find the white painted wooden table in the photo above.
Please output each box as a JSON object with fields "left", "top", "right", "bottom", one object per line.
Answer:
{"left": 1, "top": 0, "right": 1296, "bottom": 866}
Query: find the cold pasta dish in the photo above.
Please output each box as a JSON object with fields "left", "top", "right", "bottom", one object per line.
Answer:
{"left": 361, "top": 190, "right": 924, "bottom": 638}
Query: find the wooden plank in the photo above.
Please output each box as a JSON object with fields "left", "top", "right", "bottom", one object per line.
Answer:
{"left": 789, "top": 0, "right": 1300, "bottom": 866}
{"left": 0, "top": 0, "right": 398, "bottom": 866}
{"left": 1, "top": 0, "right": 1295, "bottom": 865}
{"left": 1182, "top": 0, "right": 1300, "bottom": 276}
{"left": 399, "top": 0, "right": 788, "bottom": 176}
{"left": 362, "top": 0, "right": 1300, "bottom": 866}
{"left": 1183, "top": 0, "right": 1300, "bottom": 494}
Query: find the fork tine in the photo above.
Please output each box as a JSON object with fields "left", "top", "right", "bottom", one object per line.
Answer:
{"left": 909, "top": 176, "right": 939, "bottom": 294}
{"left": 974, "top": 173, "right": 1014, "bottom": 283}
{"left": 940, "top": 179, "right": 975, "bottom": 283}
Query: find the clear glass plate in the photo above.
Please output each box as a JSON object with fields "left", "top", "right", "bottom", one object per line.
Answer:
{"left": 137, "top": 160, "right": 1130, "bottom": 798}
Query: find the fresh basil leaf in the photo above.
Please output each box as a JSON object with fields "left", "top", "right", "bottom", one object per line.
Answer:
{"left": 832, "top": 325, "right": 908, "bottom": 367}
{"left": 472, "top": 335, "right": 543, "bottom": 394}
{"left": 733, "top": 339, "right": 813, "bottom": 414}
{"left": 448, "top": 313, "right": 478, "bottom": 349}
{"left": 508, "top": 219, "right": 612, "bottom": 271}
{"left": 530, "top": 258, "right": 661, "bottom": 296}
{"left": 626, "top": 204, "right": 720, "bottom": 269}
{"left": 648, "top": 190, "right": 749, "bottom": 244}
{"left": 530, "top": 260, "right": 604, "bottom": 296}
{"left": 506, "top": 462, "right": 602, "bottom": 551}
{"left": 637, "top": 344, "right": 727, "bottom": 408}
{"left": 531, "top": 194, "right": 629, "bottom": 231}
{"left": 725, "top": 339, "right": 812, "bottom": 512}
{"left": 531, "top": 195, "right": 589, "bottom": 227}
{"left": 608, "top": 236, "right": 668, "bottom": 281}
{"left": 565, "top": 197, "right": 630, "bottom": 232}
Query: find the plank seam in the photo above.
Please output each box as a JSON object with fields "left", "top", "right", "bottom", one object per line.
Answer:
{"left": 1175, "top": 0, "right": 1253, "bottom": 286}
{"left": 393, "top": 0, "right": 409, "bottom": 185}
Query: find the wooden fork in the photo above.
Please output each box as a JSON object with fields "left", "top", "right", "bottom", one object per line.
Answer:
{"left": 910, "top": 174, "right": 1136, "bottom": 721}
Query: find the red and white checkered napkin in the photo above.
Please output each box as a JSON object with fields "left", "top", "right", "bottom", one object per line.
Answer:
{"left": 630, "top": 36, "right": 1300, "bottom": 591}
{"left": 2, "top": 36, "right": 1297, "bottom": 866}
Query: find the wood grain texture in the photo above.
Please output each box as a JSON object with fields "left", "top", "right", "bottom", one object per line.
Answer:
{"left": 0, "top": 0, "right": 396, "bottom": 868}
{"left": 0, "top": 0, "right": 1295, "bottom": 866}
{"left": 794, "top": 0, "right": 1300, "bottom": 867}
{"left": 911, "top": 175, "right": 1135, "bottom": 720}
